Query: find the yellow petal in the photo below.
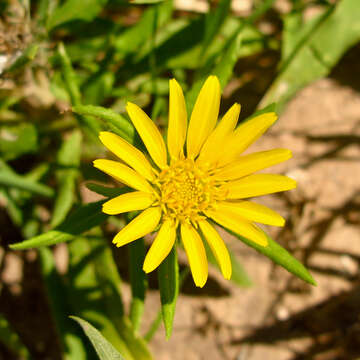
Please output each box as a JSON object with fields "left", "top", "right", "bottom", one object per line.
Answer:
{"left": 215, "top": 149, "right": 292, "bottom": 181}
{"left": 126, "top": 102, "right": 167, "bottom": 169}
{"left": 93, "top": 159, "right": 153, "bottom": 192}
{"left": 205, "top": 209, "right": 268, "bottom": 246}
{"left": 143, "top": 219, "right": 177, "bottom": 273}
{"left": 198, "top": 220, "right": 232, "bottom": 279}
{"left": 216, "top": 201, "right": 285, "bottom": 227}
{"left": 218, "top": 112, "right": 277, "bottom": 166}
{"left": 112, "top": 207, "right": 162, "bottom": 247}
{"left": 102, "top": 191, "right": 155, "bottom": 215}
{"left": 167, "top": 79, "right": 187, "bottom": 160}
{"left": 221, "top": 174, "right": 297, "bottom": 199}
{"left": 197, "top": 103, "right": 240, "bottom": 165}
{"left": 99, "top": 131, "right": 155, "bottom": 181}
{"left": 186, "top": 76, "right": 221, "bottom": 159}
{"left": 180, "top": 223, "right": 208, "bottom": 287}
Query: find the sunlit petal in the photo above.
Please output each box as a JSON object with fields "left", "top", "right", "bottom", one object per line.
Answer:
{"left": 102, "top": 191, "right": 155, "bottom": 215}
{"left": 99, "top": 131, "right": 155, "bottom": 181}
{"left": 168, "top": 79, "right": 187, "bottom": 160}
{"left": 221, "top": 174, "right": 297, "bottom": 199}
{"left": 216, "top": 201, "right": 285, "bottom": 227}
{"left": 126, "top": 102, "right": 167, "bottom": 168}
{"left": 198, "top": 220, "right": 232, "bottom": 279}
{"left": 93, "top": 159, "right": 153, "bottom": 192}
{"left": 215, "top": 149, "right": 292, "bottom": 181}
{"left": 143, "top": 219, "right": 177, "bottom": 273}
{"left": 180, "top": 223, "right": 208, "bottom": 287}
{"left": 187, "top": 76, "right": 221, "bottom": 159}
{"left": 197, "top": 103, "right": 240, "bottom": 165}
{"left": 112, "top": 207, "right": 162, "bottom": 247}
{"left": 218, "top": 112, "right": 277, "bottom": 166}
{"left": 205, "top": 209, "right": 268, "bottom": 246}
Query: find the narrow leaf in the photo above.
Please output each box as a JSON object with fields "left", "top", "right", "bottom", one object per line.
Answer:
{"left": 71, "top": 316, "right": 125, "bottom": 360}
{"left": 0, "top": 163, "right": 53, "bottom": 198}
{"left": 158, "top": 246, "right": 179, "bottom": 339}
{"left": 200, "top": 0, "right": 231, "bottom": 62}
{"left": 47, "top": 0, "right": 108, "bottom": 30}
{"left": 10, "top": 201, "right": 108, "bottom": 250}
{"left": 51, "top": 130, "right": 82, "bottom": 227}
{"left": 57, "top": 43, "right": 102, "bottom": 135}
{"left": 226, "top": 229, "right": 316, "bottom": 285}
{"left": 72, "top": 105, "right": 135, "bottom": 143}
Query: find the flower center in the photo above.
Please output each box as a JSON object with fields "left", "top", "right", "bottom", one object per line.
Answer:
{"left": 155, "top": 159, "right": 223, "bottom": 222}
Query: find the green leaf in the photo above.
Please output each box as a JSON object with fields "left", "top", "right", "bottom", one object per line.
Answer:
{"left": 212, "top": 32, "right": 242, "bottom": 89}
{"left": 72, "top": 105, "right": 135, "bottom": 144}
{"left": 71, "top": 316, "right": 125, "bottom": 360}
{"left": 229, "top": 229, "right": 316, "bottom": 285}
{"left": 0, "top": 189, "right": 23, "bottom": 226}
{"left": 57, "top": 43, "right": 102, "bottom": 136}
{"left": 0, "top": 314, "right": 30, "bottom": 359}
{"left": 114, "top": 0, "right": 173, "bottom": 57}
{"left": 10, "top": 200, "right": 108, "bottom": 250}
{"left": 57, "top": 43, "right": 82, "bottom": 106}
{"left": 260, "top": 0, "right": 360, "bottom": 112}
{"left": 0, "top": 161, "right": 54, "bottom": 198}
{"left": 51, "top": 130, "right": 82, "bottom": 227}
{"left": 0, "top": 123, "right": 38, "bottom": 160}
{"left": 200, "top": 0, "right": 231, "bottom": 62}
{"left": 158, "top": 246, "right": 179, "bottom": 339}
{"left": 47, "top": 0, "right": 108, "bottom": 30}
{"left": 129, "top": 239, "right": 147, "bottom": 332}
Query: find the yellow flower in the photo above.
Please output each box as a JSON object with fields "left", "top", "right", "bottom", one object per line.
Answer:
{"left": 94, "top": 75, "right": 296, "bottom": 288}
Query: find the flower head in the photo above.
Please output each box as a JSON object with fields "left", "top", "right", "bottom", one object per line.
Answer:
{"left": 94, "top": 75, "right": 296, "bottom": 287}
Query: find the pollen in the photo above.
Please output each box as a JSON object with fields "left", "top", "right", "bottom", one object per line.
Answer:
{"left": 155, "top": 159, "right": 222, "bottom": 222}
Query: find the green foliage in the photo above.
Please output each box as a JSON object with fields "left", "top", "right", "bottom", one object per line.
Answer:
{"left": 3, "top": 0, "right": 359, "bottom": 356}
